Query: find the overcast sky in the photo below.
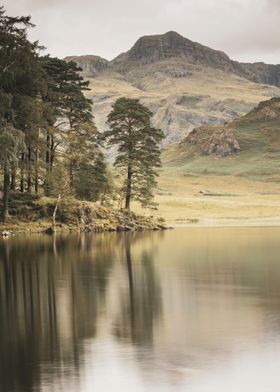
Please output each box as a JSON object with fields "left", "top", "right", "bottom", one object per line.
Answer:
{"left": 2, "top": 0, "right": 280, "bottom": 64}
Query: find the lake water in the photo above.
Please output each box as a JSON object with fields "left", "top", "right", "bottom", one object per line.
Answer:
{"left": 1, "top": 227, "right": 280, "bottom": 392}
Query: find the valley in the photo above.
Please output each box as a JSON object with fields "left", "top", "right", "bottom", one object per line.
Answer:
{"left": 67, "top": 31, "right": 280, "bottom": 225}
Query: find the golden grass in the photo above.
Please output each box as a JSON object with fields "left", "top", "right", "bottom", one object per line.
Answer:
{"left": 135, "top": 172, "right": 280, "bottom": 226}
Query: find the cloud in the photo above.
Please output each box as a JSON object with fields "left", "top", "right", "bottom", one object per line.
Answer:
{"left": 266, "top": 0, "right": 280, "bottom": 12}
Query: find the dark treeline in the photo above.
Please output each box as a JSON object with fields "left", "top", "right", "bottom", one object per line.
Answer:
{"left": 0, "top": 7, "right": 164, "bottom": 222}
{"left": 0, "top": 6, "right": 108, "bottom": 221}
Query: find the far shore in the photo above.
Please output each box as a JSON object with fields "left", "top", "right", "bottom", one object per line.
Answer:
{"left": 133, "top": 172, "right": 280, "bottom": 230}
{"left": 169, "top": 217, "right": 280, "bottom": 228}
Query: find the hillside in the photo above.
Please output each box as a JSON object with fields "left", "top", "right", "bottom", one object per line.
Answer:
{"left": 146, "top": 97, "right": 280, "bottom": 225}
{"left": 66, "top": 31, "right": 280, "bottom": 145}
{"left": 167, "top": 97, "right": 280, "bottom": 181}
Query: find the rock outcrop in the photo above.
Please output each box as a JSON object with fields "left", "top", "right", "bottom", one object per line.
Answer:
{"left": 186, "top": 126, "right": 240, "bottom": 157}
{"left": 242, "top": 97, "right": 280, "bottom": 122}
{"left": 64, "top": 55, "right": 109, "bottom": 77}
{"left": 111, "top": 31, "right": 237, "bottom": 72}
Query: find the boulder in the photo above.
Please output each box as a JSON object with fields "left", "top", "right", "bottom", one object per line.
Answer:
{"left": 186, "top": 126, "right": 240, "bottom": 157}
{"left": 202, "top": 129, "right": 240, "bottom": 156}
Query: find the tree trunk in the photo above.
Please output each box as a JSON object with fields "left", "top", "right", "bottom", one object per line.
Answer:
{"left": 46, "top": 133, "right": 50, "bottom": 167}
{"left": 27, "top": 146, "right": 32, "bottom": 193}
{"left": 125, "top": 165, "right": 132, "bottom": 210}
{"left": 69, "top": 160, "right": 74, "bottom": 189}
{"left": 20, "top": 152, "right": 25, "bottom": 193}
{"left": 2, "top": 163, "right": 10, "bottom": 222}
{"left": 52, "top": 194, "right": 61, "bottom": 230}
{"left": 50, "top": 135, "right": 55, "bottom": 170}
{"left": 10, "top": 165, "right": 16, "bottom": 191}
{"left": 35, "top": 148, "right": 39, "bottom": 194}
{"left": 44, "top": 133, "right": 51, "bottom": 196}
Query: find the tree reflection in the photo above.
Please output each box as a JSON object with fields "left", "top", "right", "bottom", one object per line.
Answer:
{"left": 114, "top": 232, "right": 163, "bottom": 345}
{"left": 0, "top": 234, "right": 117, "bottom": 392}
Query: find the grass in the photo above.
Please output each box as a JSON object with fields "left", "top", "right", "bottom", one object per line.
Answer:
{"left": 147, "top": 174, "right": 280, "bottom": 225}
{"left": 142, "top": 100, "right": 280, "bottom": 225}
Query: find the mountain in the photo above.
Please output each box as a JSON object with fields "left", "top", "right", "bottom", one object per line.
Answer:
{"left": 154, "top": 96, "right": 280, "bottom": 224}
{"left": 164, "top": 97, "right": 280, "bottom": 181}
{"left": 67, "top": 31, "right": 280, "bottom": 145}
{"left": 64, "top": 55, "right": 109, "bottom": 77}
{"left": 110, "top": 31, "right": 237, "bottom": 71}
{"left": 71, "top": 31, "right": 280, "bottom": 85}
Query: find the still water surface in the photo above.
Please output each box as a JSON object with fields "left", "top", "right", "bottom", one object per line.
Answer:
{"left": 1, "top": 227, "right": 280, "bottom": 391}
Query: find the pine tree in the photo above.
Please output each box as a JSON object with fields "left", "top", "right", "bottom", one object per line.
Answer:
{"left": 0, "top": 125, "right": 25, "bottom": 221}
{"left": 104, "top": 97, "right": 164, "bottom": 210}
{"left": 41, "top": 57, "right": 98, "bottom": 191}
{"left": 74, "top": 152, "right": 109, "bottom": 202}
{"left": 0, "top": 6, "right": 44, "bottom": 194}
{"left": 0, "top": 7, "right": 111, "bottom": 216}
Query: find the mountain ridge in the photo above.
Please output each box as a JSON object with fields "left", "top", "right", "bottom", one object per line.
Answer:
{"left": 65, "top": 31, "right": 280, "bottom": 146}
{"left": 67, "top": 31, "right": 280, "bottom": 87}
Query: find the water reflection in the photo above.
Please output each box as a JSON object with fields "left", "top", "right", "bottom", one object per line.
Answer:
{"left": 0, "top": 228, "right": 280, "bottom": 392}
{"left": 0, "top": 232, "right": 164, "bottom": 392}
{"left": 114, "top": 233, "right": 162, "bottom": 345}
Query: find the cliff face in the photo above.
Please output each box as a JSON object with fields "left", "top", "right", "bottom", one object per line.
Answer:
{"left": 65, "top": 32, "right": 280, "bottom": 146}
{"left": 64, "top": 55, "right": 109, "bottom": 77}
{"left": 68, "top": 31, "right": 280, "bottom": 87}
{"left": 111, "top": 31, "right": 236, "bottom": 72}
{"left": 237, "top": 62, "right": 280, "bottom": 87}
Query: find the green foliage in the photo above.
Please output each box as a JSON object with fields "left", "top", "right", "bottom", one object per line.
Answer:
{"left": 0, "top": 125, "right": 25, "bottom": 169}
{"left": 0, "top": 124, "right": 25, "bottom": 220}
{"left": 44, "top": 164, "right": 70, "bottom": 197}
{"left": 0, "top": 7, "right": 164, "bottom": 222}
{"left": 104, "top": 97, "right": 164, "bottom": 209}
{"left": 41, "top": 56, "right": 101, "bottom": 191}
{"left": 74, "top": 152, "right": 111, "bottom": 202}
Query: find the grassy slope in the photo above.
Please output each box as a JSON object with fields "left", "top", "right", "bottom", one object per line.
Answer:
{"left": 144, "top": 100, "right": 280, "bottom": 225}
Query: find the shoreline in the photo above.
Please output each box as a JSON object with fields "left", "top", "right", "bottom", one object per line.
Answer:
{"left": 167, "top": 217, "right": 280, "bottom": 228}
{"left": 0, "top": 219, "right": 172, "bottom": 237}
{"left": 0, "top": 196, "right": 171, "bottom": 237}
{"left": 2, "top": 217, "right": 280, "bottom": 237}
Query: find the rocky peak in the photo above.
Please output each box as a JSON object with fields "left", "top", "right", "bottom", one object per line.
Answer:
{"left": 64, "top": 55, "right": 109, "bottom": 77}
{"left": 111, "top": 31, "right": 238, "bottom": 74}
{"left": 65, "top": 32, "right": 280, "bottom": 87}
{"left": 128, "top": 31, "right": 192, "bottom": 62}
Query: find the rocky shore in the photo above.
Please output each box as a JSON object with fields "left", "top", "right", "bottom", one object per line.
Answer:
{"left": 0, "top": 193, "right": 170, "bottom": 236}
